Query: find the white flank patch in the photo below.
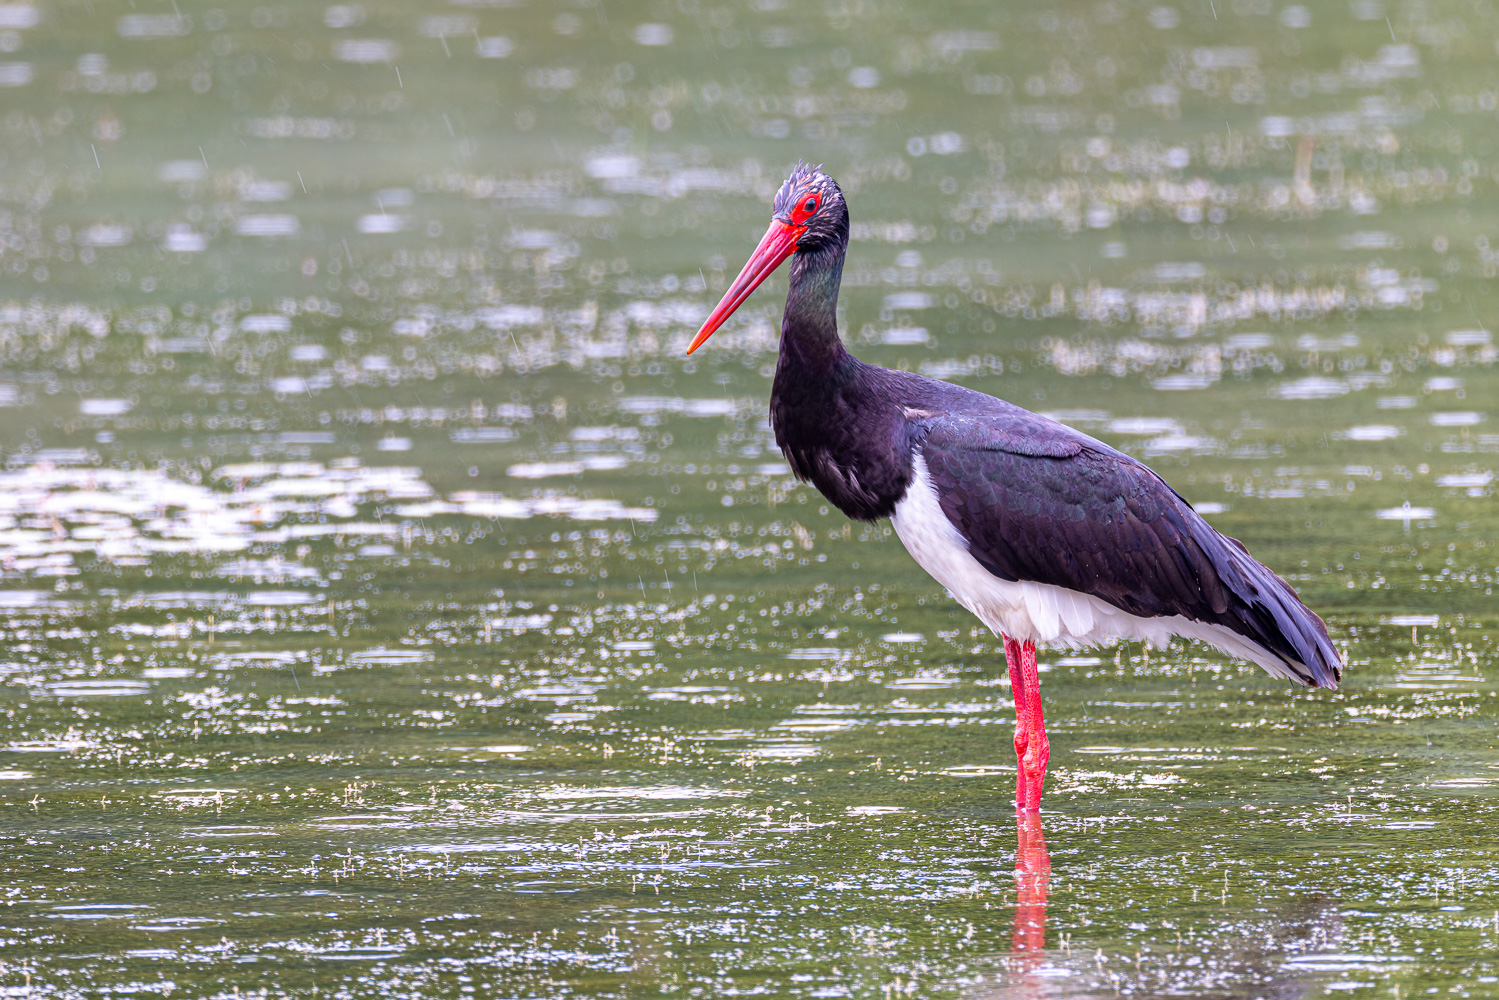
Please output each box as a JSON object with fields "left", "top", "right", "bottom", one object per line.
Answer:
{"left": 889, "top": 454, "right": 1304, "bottom": 682}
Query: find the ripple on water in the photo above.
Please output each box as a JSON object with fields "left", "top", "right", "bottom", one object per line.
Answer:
{"left": 3, "top": 736, "right": 100, "bottom": 752}
{"left": 743, "top": 741, "right": 821, "bottom": 761}
{"left": 0, "top": 590, "right": 57, "bottom": 608}
{"left": 308, "top": 815, "right": 403, "bottom": 830}
{"left": 1383, "top": 614, "right": 1440, "bottom": 626}
{"left": 516, "top": 683, "right": 600, "bottom": 705}
{"left": 344, "top": 648, "right": 434, "bottom": 666}
{"left": 154, "top": 788, "right": 240, "bottom": 808}
{"left": 940, "top": 764, "right": 1011, "bottom": 777}
{"left": 1274, "top": 376, "right": 1350, "bottom": 399}
{"left": 315, "top": 949, "right": 408, "bottom": 962}
{"left": 785, "top": 647, "right": 848, "bottom": 660}
{"left": 646, "top": 686, "right": 741, "bottom": 704}
{"left": 1430, "top": 411, "right": 1484, "bottom": 426}
{"left": 210, "top": 651, "right": 298, "bottom": 671}
{"left": 243, "top": 591, "right": 321, "bottom": 606}
{"left": 181, "top": 825, "right": 277, "bottom": 838}
{"left": 131, "top": 916, "right": 226, "bottom": 931}
{"left": 531, "top": 785, "right": 744, "bottom": 802}
{"left": 134, "top": 591, "right": 239, "bottom": 607}
{"left": 1389, "top": 661, "right": 1483, "bottom": 690}
{"left": 1374, "top": 506, "right": 1436, "bottom": 523}
{"left": 47, "top": 679, "right": 150, "bottom": 697}
{"left": 771, "top": 717, "right": 861, "bottom": 733}
{"left": 1338, "top": 424, "right": 1404, "bottom": 441}
{"left": 50, "top": 904, "right": 151, "bottom": 920}
{"left": 1152, "top": 374, "right": 1217, "bottom": 390}
{"left": 1284, "top": 953, "right": 1415, "bottom": 974}
{"left": 885, "top": 672, "right": 959, "bottom": 690}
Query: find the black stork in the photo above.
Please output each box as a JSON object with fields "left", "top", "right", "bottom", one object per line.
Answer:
{"left": 688, "top": 163, "right": 1341, "bottom": 813}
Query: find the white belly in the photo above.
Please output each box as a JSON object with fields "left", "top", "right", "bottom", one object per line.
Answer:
{"left": 888, "top": 454, "right": 1301, "bottom": 681}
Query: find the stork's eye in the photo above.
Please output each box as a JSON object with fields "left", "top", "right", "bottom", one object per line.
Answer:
{"left": 791, "top": 191, "right": 821, "bottom": 224}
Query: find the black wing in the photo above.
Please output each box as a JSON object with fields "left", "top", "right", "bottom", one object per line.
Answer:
{"left": 913, "top": 410, "right": 1341, "bottom": 689}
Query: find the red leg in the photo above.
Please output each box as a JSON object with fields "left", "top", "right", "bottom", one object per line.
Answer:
{"left": 1005, "top": 636, "right": 1049, "bottom": 812}
{"left": 1003, "top": 634, "right": 1028, "bottom": 811}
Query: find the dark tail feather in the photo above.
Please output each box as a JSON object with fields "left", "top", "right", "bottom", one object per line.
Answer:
{"left": 1222, "top": 547, "right": 1342, "bottom": 690}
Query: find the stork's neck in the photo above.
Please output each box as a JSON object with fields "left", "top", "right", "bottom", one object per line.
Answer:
{"left": 779, "top": 240, "right": 848, "bottom": 373}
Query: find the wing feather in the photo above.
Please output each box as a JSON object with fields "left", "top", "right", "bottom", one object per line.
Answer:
{"left": 910, "top": 408, "right": 1340, "bottom": 687}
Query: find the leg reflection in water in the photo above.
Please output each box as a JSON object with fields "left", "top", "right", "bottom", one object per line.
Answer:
{"left": 1010, "top": 811, "right": 1051, "bottom": 971}
{"left": 972, "top": 811, "right": 1343, "bottom": 1000}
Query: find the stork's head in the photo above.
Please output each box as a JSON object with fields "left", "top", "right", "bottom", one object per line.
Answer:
{"left": 687, "top": 162, "right": 846, "bottom": 353}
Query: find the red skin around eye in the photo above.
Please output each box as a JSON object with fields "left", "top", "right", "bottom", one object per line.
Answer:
{"left": 789, "top": 193, "right": 820, "bottom": 225}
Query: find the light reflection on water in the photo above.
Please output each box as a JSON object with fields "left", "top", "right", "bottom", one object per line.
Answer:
{"left": 1, "top": 0, "right": 1499, "bottom": 996}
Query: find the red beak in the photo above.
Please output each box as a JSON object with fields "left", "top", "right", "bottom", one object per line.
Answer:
{"left": 687, "top": 220, "right": 801, "bottom": 354}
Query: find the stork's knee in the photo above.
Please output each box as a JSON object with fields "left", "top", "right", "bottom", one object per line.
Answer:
{"left": 1024, "top": 738, "right": 1050, "bottom": 774}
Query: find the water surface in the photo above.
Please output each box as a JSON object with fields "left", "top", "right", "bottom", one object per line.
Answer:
{"left": 2, "top": 0, "right": 1499, "bottom": 996}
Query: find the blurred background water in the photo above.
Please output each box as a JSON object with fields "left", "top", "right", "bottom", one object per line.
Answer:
{"left": 3, "top": 0, "right": 1499, "bottom": 996}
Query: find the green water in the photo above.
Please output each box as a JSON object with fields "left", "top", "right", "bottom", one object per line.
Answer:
{"left": 3, "top": 0, "right": 1499, "bottom": 996}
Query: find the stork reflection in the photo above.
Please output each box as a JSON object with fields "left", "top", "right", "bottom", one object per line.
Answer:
{"left": 974, "top": 812, "right": 1343, "bottom": 1000}
{"left": 1010, "top": 811, "right": 1051, "bottom": 970}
